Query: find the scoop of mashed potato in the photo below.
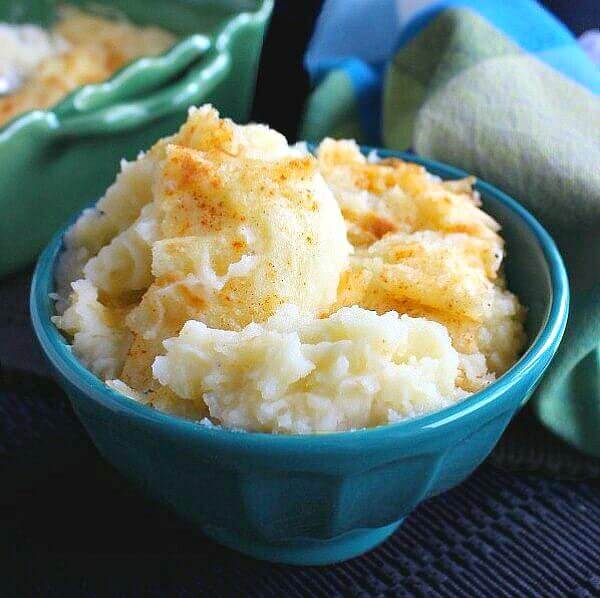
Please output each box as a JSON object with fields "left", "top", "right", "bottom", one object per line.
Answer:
{"left": 52, "top": 279, "right": 132, "bottom": 380}
{"left": 150, "top": 304, "right": 466, "bottom": 433}
{"left": 316, "top": 139, "right": 525, "bottom": 385}
{"left": 54, "top": 109, "right": 526, "bottom": 433}
{"left": 54, "top": 105, "right": 351, "bottom": 401}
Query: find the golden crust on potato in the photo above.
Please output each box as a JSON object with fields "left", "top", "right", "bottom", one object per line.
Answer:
{"left": 114, "top": 107, "right": 350, "bottom": 393}
{"left": 317, "top": 139, "right": 501, "bottom": 248}
{"left": 317, "top": 139, "right": 525, "bottom": 386}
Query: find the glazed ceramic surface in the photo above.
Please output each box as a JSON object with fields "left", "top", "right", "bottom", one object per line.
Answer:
{"left": 31, "top": 150, "right": 569, "bottom": 565}
{"left": 0, "top": 0, "right": 273, "bottom": 276}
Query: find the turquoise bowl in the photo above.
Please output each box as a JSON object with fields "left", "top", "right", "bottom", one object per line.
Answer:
{"left": 31, "top": 150, "right": 569, "bottom": 565}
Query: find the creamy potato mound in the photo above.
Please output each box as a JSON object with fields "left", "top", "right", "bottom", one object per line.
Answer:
{"left": 54, "top": 105, "right": 351, "bottom": 401}
{"left": 317, "top": 139, "right": 526, "bottom": 390}
{"left": 54, "top": 106, "right": 525, "bottom": 433}
{"left": 151, "top": 305, "right": 466, "bottom": 433}
{"left": 0, "top": 6, "right": 175, "bottom": 126}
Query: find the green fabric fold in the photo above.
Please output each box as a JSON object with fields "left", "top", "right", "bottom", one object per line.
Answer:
{"left": 300, "top": 70, "right": 363, "bottom": 141}
{"left": 303, "top": 8, "right": 600, "bottom": 456}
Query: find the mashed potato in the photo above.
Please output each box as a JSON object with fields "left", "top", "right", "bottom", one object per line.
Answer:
{"left": 317, "top": 139, "right": 526, "bottom": 386}
{"left": 0, "top": 24, "right": 66, "bottom": 94}
{"left": 53, "top": 279, "right": 132, "bottom": 380}
{"left": 54, "top": 107, "right": 526, "bottom": 433}
{"left": 151, "top": 305, "right": 466, "bottom": 433}
{"left": 0, "top": 6, "right": 175, "bottom": 126}
{"left": 54, "top": 105, "right": 351, "bottom": 405}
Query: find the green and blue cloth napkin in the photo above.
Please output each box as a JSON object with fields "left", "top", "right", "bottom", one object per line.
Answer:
{"left": 302, "top": 0, "right": 600, "bottom": 457}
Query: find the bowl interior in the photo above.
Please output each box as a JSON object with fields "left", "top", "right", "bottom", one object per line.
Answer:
{"left": 478, "top": 184, "right": 549, "bottom": 342}
{"left": 31, "top": 148, "right": 569, "bottom": 443}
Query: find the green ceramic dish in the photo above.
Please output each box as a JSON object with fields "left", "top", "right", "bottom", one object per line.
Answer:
{"left": 31, "top": 149, "right": 569, "bottom": 566}
{"left": 0, "top": 0, "right": 273, "bottom": 277}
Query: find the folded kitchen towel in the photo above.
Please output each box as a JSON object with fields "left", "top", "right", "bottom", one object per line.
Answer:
{"left": 302, "top": 0, "right": 600, "bottom": 457}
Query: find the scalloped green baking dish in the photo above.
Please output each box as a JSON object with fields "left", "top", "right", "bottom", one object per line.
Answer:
{"left": 0, "top": 0, "right": 273, "bottom": 276}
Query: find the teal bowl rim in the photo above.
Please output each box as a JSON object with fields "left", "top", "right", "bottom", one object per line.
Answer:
{"left": 30, "top": 148, "right": 569, "bottom": 449}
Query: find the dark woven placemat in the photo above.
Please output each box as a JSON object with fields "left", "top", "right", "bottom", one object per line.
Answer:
{"left": 3, "top": 431, "right": 599, "bottom": 597}
{"left": 491, "top": 410, "right": 600, "bottom": 480}
{"left": 2, "top": 269, "right": 599, "bottom": 596}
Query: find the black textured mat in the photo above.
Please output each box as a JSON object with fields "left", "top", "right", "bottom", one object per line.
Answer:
{"left": 3, "top": 445, "right": 599, "bottom": 597}
{"left": 490, "top": 407, "right": 600, "bottom": 480}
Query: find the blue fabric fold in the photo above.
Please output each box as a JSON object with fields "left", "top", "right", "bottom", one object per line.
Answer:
{"left": 305, "top": 0, "right": 599, "bottom": 145}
